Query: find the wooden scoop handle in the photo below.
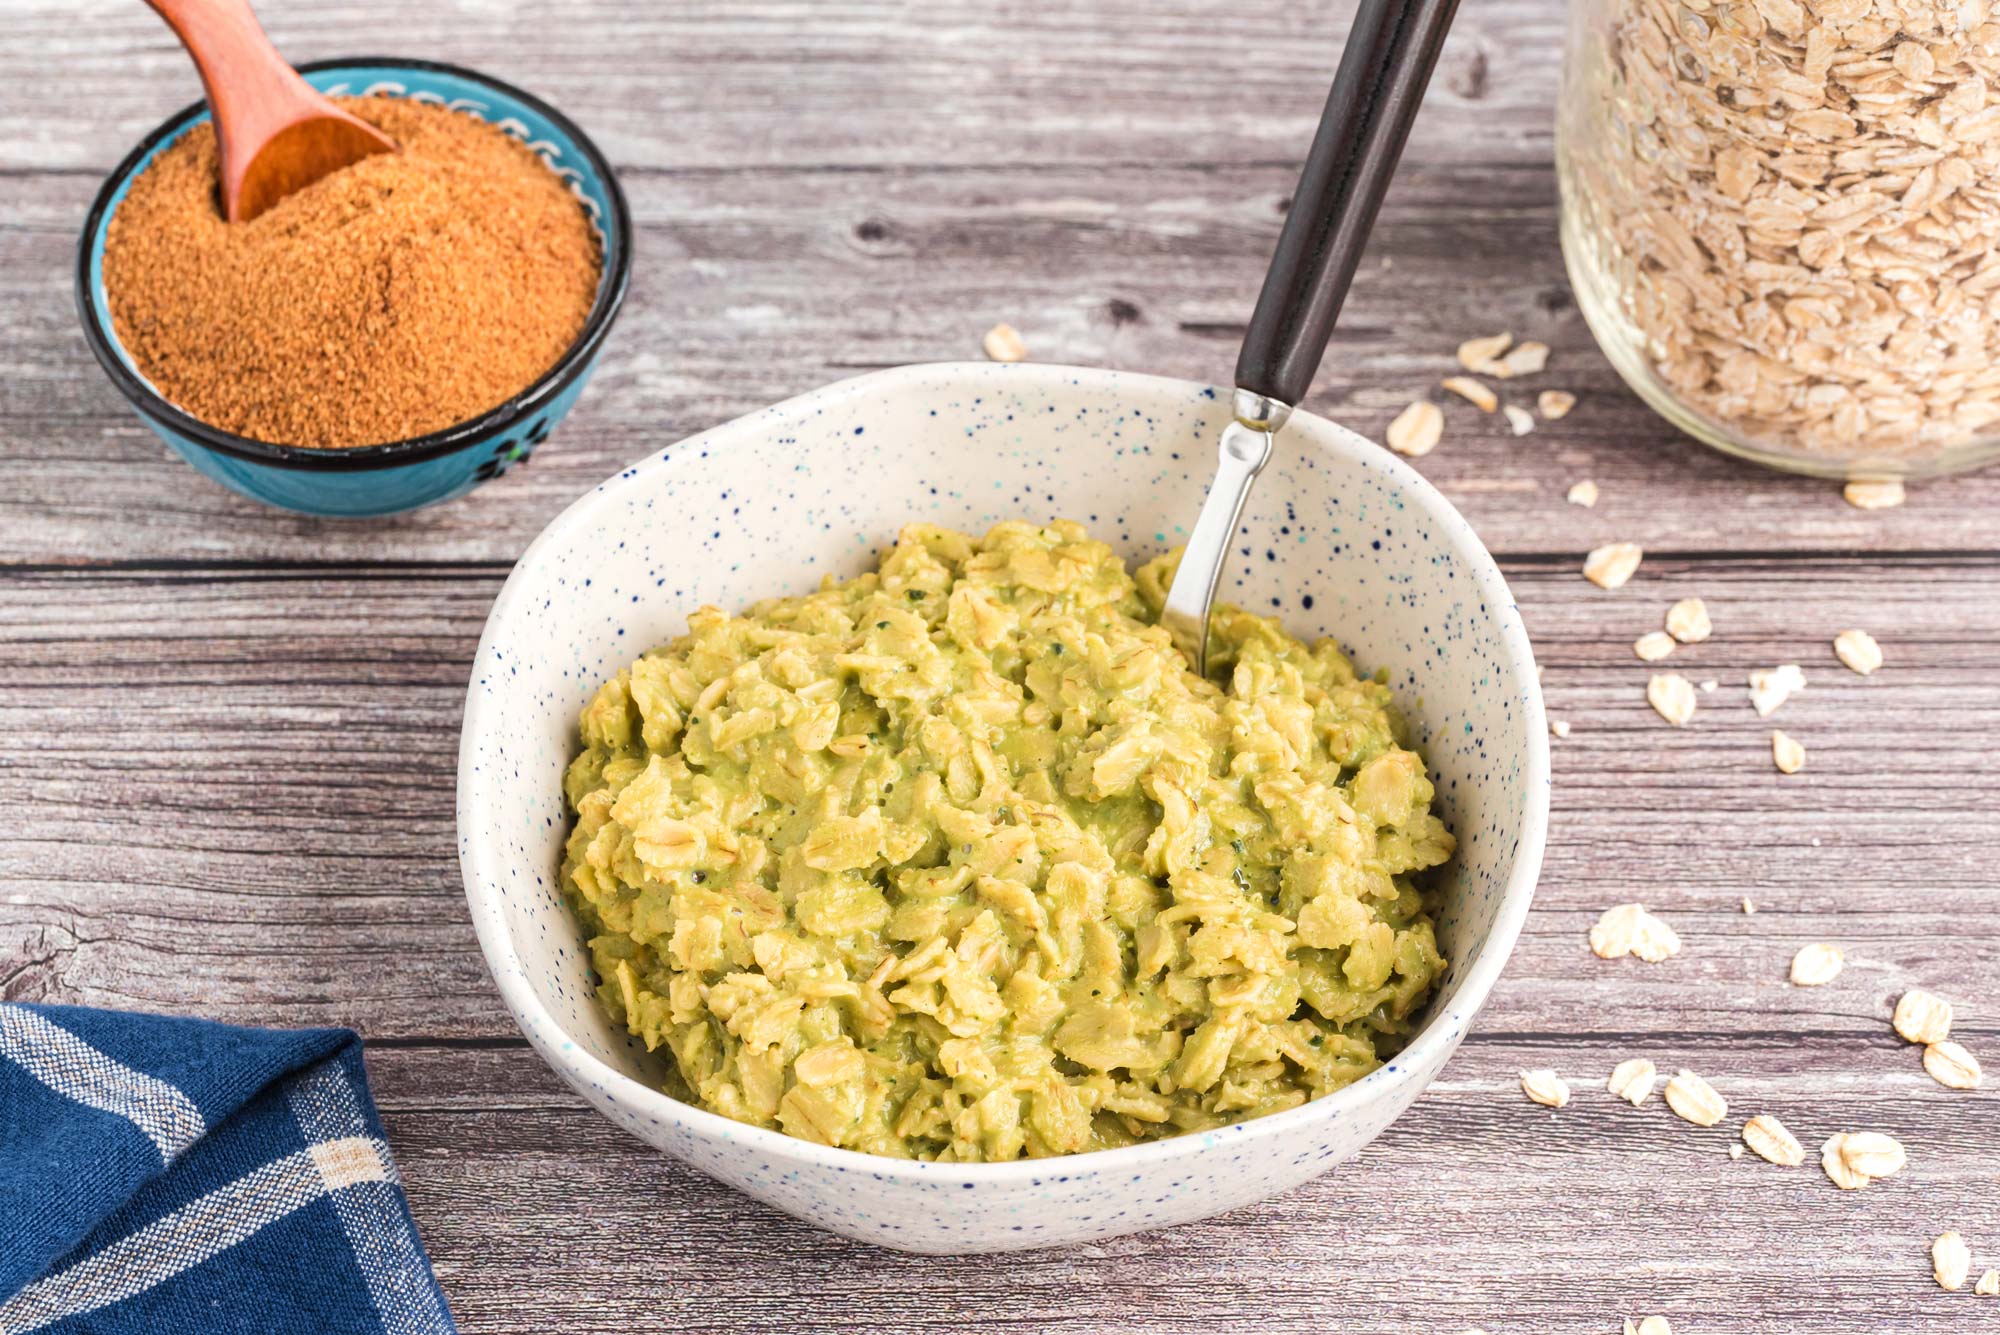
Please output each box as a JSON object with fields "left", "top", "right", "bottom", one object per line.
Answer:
{"left": 143, "top": 0, "right": 395, "bottom": 221}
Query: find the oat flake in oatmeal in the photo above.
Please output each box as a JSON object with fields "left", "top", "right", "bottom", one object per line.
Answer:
{"left": 1560, "top": 0, "right": 2000, "bottom": 474}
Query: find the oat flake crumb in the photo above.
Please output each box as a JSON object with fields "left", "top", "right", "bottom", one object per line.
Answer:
{"left": 1503, "top": 403, "right": 1536, "bottom": 436}
{"left": 1742, "top": 1114, "right": 1806, "bottom": 1167}
{"left": 1441, "top": 376, "right": 1498, "bottom": 412}
{"left": 1584, "top": 542, "right": 1643, "bottom": 590}
{"left": 1607, "top": 1057, "right": 1657, "bottom": 1106}
{"left": 1975, "top": 1269, "right": 1999, "bottom": 1297}
{"left": 982, "top": 323, "right": 1027, "bottom": 363}
{"left": 1648, "top": 673, "right": 1697, "bottom": 726}
{"left": 1590, "top": 904, "right": 1681, "bottom": 963}
{"left": 1566, "top": 479, "right": 1598, "bottom": 507}
{"left": 1635, "top": 630, "right": 1677, "bottom": 662}
{"left": 1520, "top": 1068, "right": 1571, "bottom": 1108}
{"left": 1935, "top": 1232, "right": 1972, "bottom": 1292}
{"left": 1699, "top": 680, "right": 1718, "bottom": 693}
{"left": 1924, "top": 1040, "right": 1983, "bottom": 1091}
{"left": 1496, "top": 340, "right": 1550, "bottom": 378}
{"left": 1790, "top": 942, "right": 1843, "bottom": 986}
{"left": 1834, "top": 629, "right": 1883, "bottom": 676}
{"left": 1664, "top": 1069, "right": 1727, "bottom": 1127}
{"left": 1823, "top": 1131, "right": 1906, "bottom": 1189}
{"left": 1772, "top": 730, "right": 1806, "bottom": 775}
{"left": 1625, "top": 1319, "right": 1673, "bottom": 1335}
{"left": 1665, "top": 597, "right": 1712, "bottom": 644}
{"left": 1749, "top": 665, "right": 1806, "bottom": 717}
{"left": 1741, "top": 897, "right": 1756, "bottom": 915}
{"left": 1387, "top": 401, "right": 1444, "bottom": 457}
{"left": 1729, "top": 1143, "right": 1745, "bottom": 1159}
{"left": 1844, "top": 480, "right": 1906, "bottom": 511}
{"left": 1821, "top": 1135, "right": 1870, "bottom": 1190}
{"left": 1894, "top": 990, "right": 1953, "bottom": 1045}
{"left": 1457, "top": 332, "right": 1513, "bottom": 374}
{"left": 1539, "top": 389, "right": 1577, "bottom": 420}
{"left": 1550, "top": 718, "right": 1571, "bottom": 739}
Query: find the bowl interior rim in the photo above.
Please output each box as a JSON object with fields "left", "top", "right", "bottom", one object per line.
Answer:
{"left": 457, "top": 360, "right": 1550, "bottom": 1182}
{"left": 73, "top": 55, "right": 632, "bottom": 473}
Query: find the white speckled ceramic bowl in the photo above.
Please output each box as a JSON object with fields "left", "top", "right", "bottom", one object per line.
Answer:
{"left": 458, "top": 361, "right": 1548, "bottom": 1254}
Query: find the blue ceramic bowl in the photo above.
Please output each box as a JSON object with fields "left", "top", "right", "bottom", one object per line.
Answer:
{"left": 76, "top": 58, "right": 631, "bottom": 517}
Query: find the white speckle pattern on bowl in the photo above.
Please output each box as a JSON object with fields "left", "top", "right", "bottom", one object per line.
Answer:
{"left": 457, "top": 361, "right": 1549, "bottom": 1253}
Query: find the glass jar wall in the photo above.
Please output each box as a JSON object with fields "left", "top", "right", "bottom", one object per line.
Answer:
{"left": 1558, "top": 0, "right": 2000, "bottom": 479}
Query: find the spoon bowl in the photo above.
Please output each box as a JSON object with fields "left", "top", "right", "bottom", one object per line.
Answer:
{"left": 143, "top": 0, "right": 396, "bottom": 222}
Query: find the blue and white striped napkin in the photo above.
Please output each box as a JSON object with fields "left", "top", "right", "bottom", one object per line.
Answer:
{"left": 0, "top": 1003, "right": 456, "bottom": 1334}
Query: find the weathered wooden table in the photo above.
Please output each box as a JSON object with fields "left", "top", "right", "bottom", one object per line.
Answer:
{"left": 4, "top": 2, "right": 1995, "bottom": 1331}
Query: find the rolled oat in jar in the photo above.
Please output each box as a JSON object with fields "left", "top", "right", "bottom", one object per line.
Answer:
{"left": 1559, "top": 0, "right": 2000, "bottom": 477}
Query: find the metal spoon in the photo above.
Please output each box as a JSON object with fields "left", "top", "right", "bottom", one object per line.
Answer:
{"left": 1162, "top": 0, "right": 1461, "bottom": 673}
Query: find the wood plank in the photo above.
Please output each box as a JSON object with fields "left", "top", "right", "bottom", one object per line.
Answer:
{"left": 7, "top": 165, "right": 1998, "bottom": 564}
{"left": 3, "top": 558, "right": 1995, "bottom": 1041}
{"left": 2, "top": 0, "right": 1556, "bottom": 175}
{"left": 367, "top": 1040, "right": 1995, "bottom": 1334}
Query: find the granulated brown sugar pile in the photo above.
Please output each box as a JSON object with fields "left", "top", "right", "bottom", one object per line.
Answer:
{"left": 103, "top": 96, "right": 601, "bottom": 449}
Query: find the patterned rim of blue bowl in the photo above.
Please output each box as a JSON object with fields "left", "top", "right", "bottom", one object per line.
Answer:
{"left": 73, "top": 56, "right": 632, "bottom": 473}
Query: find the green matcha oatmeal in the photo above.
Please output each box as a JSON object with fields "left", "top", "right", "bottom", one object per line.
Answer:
{"left": 559, "top": 521, "right": 1452, "bottom": 1162}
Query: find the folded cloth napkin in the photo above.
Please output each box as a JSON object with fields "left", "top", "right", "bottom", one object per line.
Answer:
{"left": 0, "top": 1003, "right": 456, "bottom": 1334}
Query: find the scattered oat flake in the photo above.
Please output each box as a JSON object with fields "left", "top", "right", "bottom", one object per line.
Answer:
{"left": 1442, "top": 376, "right": 1498, "bottom": 412}
{"left": 1503, "top": 403, "right": 1536, "bottom": 436}
{"left": 1699, "top": 680, "right": 1718, "bottom": 693}
{"left": 1819, "top": 1135, "right": 1870, "bottom": 1190}
{"left": 1539, "top": 389, "right": 1577, "bottom": 420}
{"left": 1976, "top": 1269, "right": 1999, "bottom": 1297}
{"left": 1520, "top": 1068, "right": 1571, "bottom": 1108}
{"left": 1566, "top": 479, "right": 1598, "bottom": 507}
{"left": 1635, "top": 630, "right": 1677, "bottom": 662}
{"left": 1608, "top": 1057, "right": 1657, "bottom": 1106}
{"left": 1625, "top": 1319, "right": 1673, "bottom": 1335}
{"left": 1844, "top": 480, "right": 1906, "bottom": 510}
{"left": 1648, "top": 673, "right": 1698, "bottom": 726}
{"left": 1832, "top": 1131, "right": 1907, "bottom": 1184}
{"left": 1584, "top": 542, "right": 1643, "bottom": 589}
{"left": 1834, "top": 629, "right": 1882, "bottom": 676}
{"left": 1741, "top": 1114, "right": 1806, "bottom": 1167}
{"left": 1590, "top": 904, "right": 1682, "bottom": 963}
{"left": 1386, "top": 401, "right": 1444, "bottom": 457}
{"left": 1664, "top": 1069, "right": 1728, "bottom": 1127}
{"left": 1741, "top": 897, "right": 1756, "bottom": 915}
{"left": 1457, "top": 331, "right": 1512, "bottom": 373}
{"left": 1749, "top": 665, "right": 1806, "bottom": 717}
{"left": 1496, "top": 340, "right": 1550, "bottom": 378}
{"left": 1894, "top": 990, "right": 1953, "bottom": 1045}
{"left": 1924, "top": 1040, "right": 1983, "bottom": 1090}
{"left": 1550, "top": 718, "right": 1571, "bottom": 739}
{"left": 1772, "top": 730, "right": 1806, "bottom": 775}
{"left": 1936, "top": 1233, "right": 1972, "bottom": 1292}
{"left": 1790, "top": 942, "right": 1843, "bottom": 986}
{"left": 1729, "top": 1143, "right": 1745, "bottom": 1159}
{"left": 1665, "top": 598, "right": 1711, "bottom": 644}
{"left": 981, "top": 323, "right": 1027, "bottom": 363}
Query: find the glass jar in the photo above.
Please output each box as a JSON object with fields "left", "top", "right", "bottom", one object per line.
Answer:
{"left": 1558, "top": 0, "right": 2000, "bottom": 479}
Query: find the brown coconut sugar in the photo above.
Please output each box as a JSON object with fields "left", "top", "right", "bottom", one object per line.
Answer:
{"left": 103, "top": 96, "right": 601, "bottom": 449}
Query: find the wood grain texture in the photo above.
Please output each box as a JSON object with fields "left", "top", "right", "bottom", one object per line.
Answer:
{"left": 5, "top": 8, "right": 2000, "bottom": 559}
{"left": 3, "top": 1, "right": 1998, "bottom": 1331}
{"left": 368, "top": 1041, "right": 1997, "bottom": 1335}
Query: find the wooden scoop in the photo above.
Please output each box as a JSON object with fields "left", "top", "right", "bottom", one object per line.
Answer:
{"left": 144, "top": 0, "right": 396, "bottom": 222}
